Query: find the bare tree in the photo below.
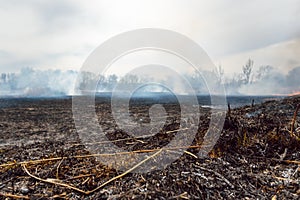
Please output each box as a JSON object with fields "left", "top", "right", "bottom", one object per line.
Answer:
{"left": 1, "top": 73, "right": 6, "bottom": 83}
{"left": 78, "top": 71, "right": 98, "bottom": 91}
{"left": 213, "top": 65, "right": 224, "bottom": 84}
{"left": 107, "top": 74, "right": 118, "bottom": 90}
{"left": 120, "top": 74, "right": 139, "bottom": 85}
{"left": 255, "top": 65, "right": 273, "bottom": 81}
{"left": 242, "top": 59, "right": 254, "bottom": 84}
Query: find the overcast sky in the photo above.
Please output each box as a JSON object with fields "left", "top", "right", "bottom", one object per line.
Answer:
{"left": 0, "top": 0, "right": 299, "bottom": 75}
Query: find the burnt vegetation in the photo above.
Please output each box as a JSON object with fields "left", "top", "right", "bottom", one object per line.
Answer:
{"left": 0, "top": 95, "right": 299, "bottom": 199}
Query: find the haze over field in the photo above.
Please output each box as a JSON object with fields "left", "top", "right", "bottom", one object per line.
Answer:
{"left": 0, "top": 64, "right": 300, "bottom": 96}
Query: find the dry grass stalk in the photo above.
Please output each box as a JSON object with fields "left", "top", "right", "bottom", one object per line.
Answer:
{"left": 56, "top": 158, "right": 64, "bottom": 180}
{"left": 22, "top": 149, "right": 163, "bottom": 195}
{"left": 227, "top": 102, "right": 231, "bottom": 117}
{"left": 22, "top": 164, "right": 87, "bottom": 194}
{"left": 183, "top": 150, "right": 198, "bottom": 159}
{"left": 290, "top": 104, "right": 300, "bottom": 137}
{"left": 0, "top": 145, "right": 203, "bottom": 168}
{"left": 86, "top": 149, "right": 162, "bottom": 194}
{"left": 0, "top": 192, "right": 30, "bottom": 199}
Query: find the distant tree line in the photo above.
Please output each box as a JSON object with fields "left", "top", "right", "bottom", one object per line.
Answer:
{"left": 1, "top": 60, "right": 299, "bottom": 96}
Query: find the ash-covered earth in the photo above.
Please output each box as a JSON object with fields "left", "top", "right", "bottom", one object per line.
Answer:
{"left": 0, "top": 95, "right": 299, "bottom": 199}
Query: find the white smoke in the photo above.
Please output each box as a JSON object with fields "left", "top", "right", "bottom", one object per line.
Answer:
{"left": 0, "top": 67, "right": 78, "bottom": 97}
{"left": 1, "top": 66, "right": 299, "bottom": 97}
{"left": 237, "top": 66, "right": 300, "bottom": 95}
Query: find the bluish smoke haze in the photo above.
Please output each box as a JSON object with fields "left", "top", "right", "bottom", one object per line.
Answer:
{"left": 0, "top": 66, "right": 299, "bottom": 97}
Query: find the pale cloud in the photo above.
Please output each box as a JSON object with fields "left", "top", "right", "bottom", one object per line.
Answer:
{"left": 0, "top": 0, "right": 299, "bottom": 74}
{"left": 217, "top": 38, "right": 300, "bottom": 75}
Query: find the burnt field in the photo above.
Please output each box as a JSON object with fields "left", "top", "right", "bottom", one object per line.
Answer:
{"left": 0, "top": 96, "right": 299, "bottom": 199}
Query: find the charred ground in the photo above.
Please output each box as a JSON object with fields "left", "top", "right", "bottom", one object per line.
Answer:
{"left": 0, "top": 96, "right": 299, "bottom": 199}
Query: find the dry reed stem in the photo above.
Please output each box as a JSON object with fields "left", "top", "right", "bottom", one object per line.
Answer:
{"left": 183, "top": 150, "right": 198, "bottom": 159}
{"left": 290, "top": 104, "right": 300, "bottom": 137}
{"left": 0, "top": 192, "right": 30, "bottom": 199}
{"left": 1, "top": 145, "right": 299, "bottom": 169}
{"left": 68, "top": 174, "right": 93, "bottom": 180}
{"left": 165, "top": 127, "right": 189, "bottom": 134}
{"left": 280, "top": 159, "right": 300, "bottom": 165}
{"left": 227, "top": 102, "right": 231, "bottom": 117}
{"left": 272, "top": 176, "right": 299, "bottom": 184}
{"left": 56, "top": 158, "right": 64, "bottom": 180}
{"left": 86, "top": 149, "right": 162, "bottom": 194}
{"left": 22, "top": 149, "right": 163, "bottom": 195}
{"left": 0, "top": 145, "right": 203, "bottom": 168}
{"left": 22, "top": 164, "right": 87, "bottom": 194}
